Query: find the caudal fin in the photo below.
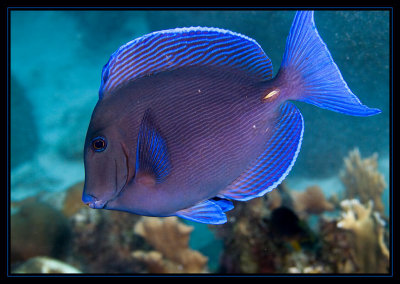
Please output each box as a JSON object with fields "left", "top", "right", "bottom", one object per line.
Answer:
{"left": 279, "top": 11, "right": 381, "bottom": 116}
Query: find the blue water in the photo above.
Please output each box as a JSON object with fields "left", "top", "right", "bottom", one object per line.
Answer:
{"left": 9, "top": 9, "right": 390, "bottom": 274}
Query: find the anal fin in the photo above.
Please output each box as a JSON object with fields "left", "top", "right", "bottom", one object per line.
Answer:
{"left": 175, "top": 198, "right": 233, "bottom": 224}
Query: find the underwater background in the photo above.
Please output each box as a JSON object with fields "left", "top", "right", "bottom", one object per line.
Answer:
{"left": 9, "top": 9, "right": 390, "bottom": 274}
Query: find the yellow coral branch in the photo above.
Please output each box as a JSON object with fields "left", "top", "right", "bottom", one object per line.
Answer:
{"left": 132, "top": 217, "right": 208, "bottom": 273}
{"left": 340, "top": 148, "right": 386, "bottom": 213}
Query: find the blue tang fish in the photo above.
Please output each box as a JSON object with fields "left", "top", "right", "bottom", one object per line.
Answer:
{"left": 82, "top": 11, "right": 380, "bottom": 224}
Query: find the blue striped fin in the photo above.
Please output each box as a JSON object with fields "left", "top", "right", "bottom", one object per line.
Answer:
{"left": 219, "top": 102, "right": 303, "bottom": 201}
{"left": 281, "top": 11, "right": 381, "bottom": 116}
{"left": 210, "top": 197, "right": 234, "bottom": 212}
{"left": 136, "top": 109, "right": 171, "bottom": 183}
{"left": 175, "top": 199, "right": 230, "bottom": 224}
{"left": 99, "top": 27, "right": 273, "bottom": 98}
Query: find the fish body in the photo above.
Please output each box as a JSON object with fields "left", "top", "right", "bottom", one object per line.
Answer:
{"left": 83, "top": 11, "right": 380, "bottom": 224}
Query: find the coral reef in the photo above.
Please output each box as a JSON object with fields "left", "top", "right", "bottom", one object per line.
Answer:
{"left": 69, "top": 206, "right": 146, "bottom": 273}
{"left": 132, "top": 217, "right": 208, "bottom": 273}
{"left": 34, "top": 180, "right": 147, "bottom": 273}
{"left": 13, "top": 257, "right": 81, "bottom": 274}
{"left": 336, "top": 199, "right": 389, "bottom": 273}
{"left": 291, "top": 185, "right": 335, "bottom": 218}
{"left": 265, "top": 189, "right": 282, "bottom": 211}
{"left": 316, "top": 198, "right": 389, "bottom": 274}
{"left": 214, "top": 183, "right": 320, "bottom": 273}
{"left": 215, "top": 174, "right": 389, "bottom": 274}
{"left": 10, "top": 198, "right": 71, "bottom": 265}
{"left": 9, "top": 148, "right": 389, "bottom": 274}
{"left": 10, "top": 185, "right": 209, "bottom": 274}
{"left": 62, "top": 181, "right": 85, "bottom": 217}
{"left": 340, "top": 148, "right": 386, "bottom": 213}
{"left": 317, "top": 215, "right": 356, "bottom": 273}
{"left": 286, "top": 250, "right": 327, "bottom": 273}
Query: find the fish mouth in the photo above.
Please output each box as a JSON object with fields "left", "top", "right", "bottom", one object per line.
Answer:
{"left": 88, "top": 172, "right": 129, "bottom": 210}
{"left": 82, "top": 193, "right": 107, "bottom": 209}
{"left": 88, "top": 199, "right": 107, "bottom": 209}
{"left": 82, "top": 168, "right": 127, "bottom": 210}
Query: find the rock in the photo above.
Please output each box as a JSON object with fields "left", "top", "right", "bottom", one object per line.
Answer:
{"left": 13, "top": 257, "right": 81, "bottom": 273}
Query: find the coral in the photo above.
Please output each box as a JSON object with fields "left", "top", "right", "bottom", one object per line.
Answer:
{"left": 286, "top": 251, "right": 326, "bottom": 273}
{"left": 215, "top": 197, "right": 276, "bottom": 273}
{"left": 340, "top": 148, "right": 386, "bottom": 213}
{"left": 13, "top": 185, "right": 209, "bottom": 274}
{"left": 265, "top": 189, "right": 282, "bottom": 211}
{"left": 10, "top": 199, "right": 71, "bottom": 265}
{"left": 12, "top": 257, "right": 81, "bottom": 274}
{"left": 288, "top": 264, "right": 324, "bottom": 273}
{"left": 336, "top": 199, "right": 389, "bottom": 273}
{"left": 214, "top": 183, "right": 319, "bottom": 274}
{"left": 62, "top": 181, "right": 85, "bottom": 217}
{"left": 318, "top": 216, "right": 356, "bottom": 273}
{"left": 69, "top": 207, "right": 146, "bottom": 273}
{"left": 132, "top": 216, "right": 208, "bottom": 273}
{"left": 291, "top": 185, "right": 334, "bottom": 217}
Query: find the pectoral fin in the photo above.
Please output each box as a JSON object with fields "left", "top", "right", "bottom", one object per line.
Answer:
{"left": 135, "top": 109, "right": 171, "bottom": 183}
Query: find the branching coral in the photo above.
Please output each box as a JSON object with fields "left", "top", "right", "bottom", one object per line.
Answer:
{"left": 214, "top": 184, "right": 320, "bottom": 274}
{"left": 292, "top": 185, "right": 334, "bottom": 217}
{"left": 337, "top": 199, "right": 389, "bottom": 273}
{"left": 70, "top": 207, "right": 145, "bottom": 273}
{"left": 132, "top": 217, "right": 208, "bottom": 273}
{"left": 62, "top": 181, "right": 85, "bottom": 217}
{"left": 340, "top": 148, "right": 386, "bottom": 213}
{"left": 317, "top": 217, "right": 355, "bottom": 273}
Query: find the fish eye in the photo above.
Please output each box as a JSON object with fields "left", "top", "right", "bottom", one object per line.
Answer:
{"left": 91, "top": 136, "right": 107, "bottom": 152}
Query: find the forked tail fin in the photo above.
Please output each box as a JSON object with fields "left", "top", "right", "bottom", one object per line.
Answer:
{"left": 278, "top": 11, "right": 380, "bottom": 116}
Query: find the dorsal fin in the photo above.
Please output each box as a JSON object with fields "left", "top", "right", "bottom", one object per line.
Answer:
{"left": 99, "top": 27, "right": 273, "bottom": 98}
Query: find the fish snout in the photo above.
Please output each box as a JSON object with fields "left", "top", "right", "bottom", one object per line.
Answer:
{"left": 82, "top": 192, "right": 107, "bottom": 209}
